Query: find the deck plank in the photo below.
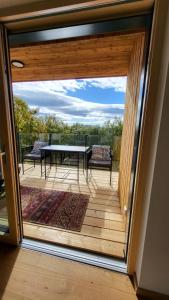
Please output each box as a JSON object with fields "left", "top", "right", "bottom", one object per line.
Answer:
{"left": 83, "top": 216, "right": 125, "bottom": 231}
{"left": 87, "top": 203, "right": 121, "bottom": 212}
{"left": 86, "top": 209, "right": 123, "bottom": 222}
{"left": 24, "top": 223, "right": 125, "bottom": 257}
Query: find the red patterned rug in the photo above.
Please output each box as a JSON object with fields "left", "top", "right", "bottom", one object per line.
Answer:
{"left": 21, "top": 186, "right": 89, "bottom": 232}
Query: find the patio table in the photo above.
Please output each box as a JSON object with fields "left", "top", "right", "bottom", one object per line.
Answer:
{"left": 40, "top": 145, "right": 90, "bottom": 181}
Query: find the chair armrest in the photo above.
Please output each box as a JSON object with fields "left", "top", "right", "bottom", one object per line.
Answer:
{"left": 21, "top": 145, "right": 33, "bottom": 159}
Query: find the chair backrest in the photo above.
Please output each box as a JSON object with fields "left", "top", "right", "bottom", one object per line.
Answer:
{"left": 31, "top": 141, "right": 48, "bottom": 154}
{"left": 91, "top": 145, "right": 111, "bottom": 161}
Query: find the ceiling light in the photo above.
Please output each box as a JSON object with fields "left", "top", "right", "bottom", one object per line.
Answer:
{"left": 11, "top": 60, "right": 24, "bottom": 68}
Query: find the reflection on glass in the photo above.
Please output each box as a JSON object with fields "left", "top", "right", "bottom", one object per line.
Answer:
{"left": 0, "top": 149, "right": 9, "bottom": 235}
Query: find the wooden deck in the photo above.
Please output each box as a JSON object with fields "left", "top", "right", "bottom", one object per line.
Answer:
{"left": 20, "top": 163, "right": 126, "bottom": 258}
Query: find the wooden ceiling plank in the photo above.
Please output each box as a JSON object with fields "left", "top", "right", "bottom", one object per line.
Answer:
{"left": 11, "top": 56, "right": 130, "bottom": 68}
{"left": 11, "top": 41, "right": 134, "bottom": 55}
{"left": 10, "top": 32, "right": 138, "bottom": 81}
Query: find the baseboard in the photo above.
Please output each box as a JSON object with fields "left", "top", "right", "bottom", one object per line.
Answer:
{"left": 133, "top": 273, "right": 169, "bottom": 300}
{"left": 136, "top": 287, "right": 169, "bottom": 300}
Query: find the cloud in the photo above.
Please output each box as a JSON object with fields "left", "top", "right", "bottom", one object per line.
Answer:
{"left": 13, "top": 78, "right": 125, "bottom": 125}
{"left": 13, "top": 80, "right": 86, "bottom": 96}
{"left": 84, "top": 77, "right": 127, "bottom": 92}
{"left": 13, "top": 77, "right": 127, "bottom": 95}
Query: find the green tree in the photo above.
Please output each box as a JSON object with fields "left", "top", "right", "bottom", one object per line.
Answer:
{"left": 14, "top": 96, "right": 39, "bottom": 132}
{"left": 102, "top": 118, "right": 123, "bottom": 136}
{"left": 14, "top": 96, "right": 123, "bottom": 138}
{"left": 44, "top": 115, "right": 64, "bottom": 133}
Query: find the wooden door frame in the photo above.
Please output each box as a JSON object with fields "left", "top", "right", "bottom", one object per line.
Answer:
{"left": 0, "top": 25, "right": 22, "bottom": 245}
{"left": 127, "top": 0, "right": 168, "bottom": 274}
{"left": 1, "top": 0, "right": 154, "bottom": 32}
{"left": 0, "top": 0, "right": 158, "bottom": 274}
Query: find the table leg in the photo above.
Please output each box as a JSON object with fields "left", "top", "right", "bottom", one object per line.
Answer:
{"left": 78, "top": 152, "right": 80, "bottom": 182}
{"left": 83, "top": 153, "right": 84, "bottom": 174}
{"left": 50, "top": 151, "right": 52, "bottom": 169}
{"left": 84, "top": 152, "right": 88, "bottom": 182}
{"left": 45, "top": 151, "right": 46, "bottom": 180}
{"left": 55, "top": 152, "right": 57, "bottom": 171}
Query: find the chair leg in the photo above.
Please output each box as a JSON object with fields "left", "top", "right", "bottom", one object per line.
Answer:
{"left": 41, "top": 160, "right": 42, "bottom": 176}
{"left": 110, "top": 169, "right": 112, "bottom": 186}
{"left": 86, "top": 167, "right": 88, "bottom": 183}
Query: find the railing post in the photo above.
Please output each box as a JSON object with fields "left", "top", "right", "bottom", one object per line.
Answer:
{"left": 49, "top": 133, "right": 52, "bottom": 145}
{"left": 85, "top": 135, "right": 88, "bottom": 147}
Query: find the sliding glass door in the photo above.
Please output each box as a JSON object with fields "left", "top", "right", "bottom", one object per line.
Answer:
{"left": 0, "top": 25, "right": 22, "bottom": 244}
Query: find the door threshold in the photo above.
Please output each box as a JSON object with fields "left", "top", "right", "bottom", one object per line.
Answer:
{"left": 22, "top": 238, "right": 127, "bottom": 274}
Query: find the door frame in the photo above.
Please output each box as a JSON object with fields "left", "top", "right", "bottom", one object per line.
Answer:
{"left": 127, "top": 0, "right": 168, "bottom": 274}
{"left": 122, "top": 32, "right": 150, "bottom": 259}
{"left": 0, "top": 0, "right": 155, "bottom": 272}
{"left": 8, "top": 15, "right": 150, "bottom": 252}
{"left": 0, "top": 25, "right": 22, "bottom": 245}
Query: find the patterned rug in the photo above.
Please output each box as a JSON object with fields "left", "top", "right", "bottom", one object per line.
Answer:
{"left": 21, "top": 186, "right": 89, "bottom": 232}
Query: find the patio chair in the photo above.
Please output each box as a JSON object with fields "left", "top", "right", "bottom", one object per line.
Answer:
{"left": 21, "top": 140, "right": 49, "bottom": 176}
{"left": 86, "top": 145, "right": 113, "bottom": 185}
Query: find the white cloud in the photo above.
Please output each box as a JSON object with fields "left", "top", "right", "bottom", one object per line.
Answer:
{"left": 13, "top": 79, "right": 86, "bottom": 96}
{"left": 84, "top": 77, "right": 127, "bottom": 92}
{"left": 13, "top": 78, "right": 126, "bottom": 125}
{"left": 13, "top": 77, "right": 127, "bottom": 96}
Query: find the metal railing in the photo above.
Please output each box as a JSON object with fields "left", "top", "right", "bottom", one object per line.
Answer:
{"left": 16, "top": 132, "right": 122, "bottom": 163}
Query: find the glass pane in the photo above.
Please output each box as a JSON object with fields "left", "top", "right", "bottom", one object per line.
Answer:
{"left": 0, "top": 143, "right": 9, "bottom": 235}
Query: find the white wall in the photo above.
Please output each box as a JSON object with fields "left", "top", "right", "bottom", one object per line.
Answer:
{"left": 136, "top": 1, "right": 169, "bottom": 295}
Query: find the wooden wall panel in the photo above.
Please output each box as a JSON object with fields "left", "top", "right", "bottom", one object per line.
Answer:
{"left": 118, "top": 34, "right": 145, "bottom": 214}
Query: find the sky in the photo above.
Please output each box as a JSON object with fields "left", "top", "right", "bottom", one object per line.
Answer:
{"left": 12, "top": 77, "right": 127, "bottom": 125}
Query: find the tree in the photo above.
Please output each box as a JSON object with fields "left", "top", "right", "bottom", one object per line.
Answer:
{"left": 14, "top": 96, "right": 123, "bottom": 138}
{"left": 102, "top": 118, "right": 123, "bottom": 136}
{"left": 14, "top": 96, "right": 40, "bottom": 132}
{"left": 44, "top": 115, "right": 64, "bottom": 133}
{"left": 112, "top": 117, "right": 123, "bottom": 136}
